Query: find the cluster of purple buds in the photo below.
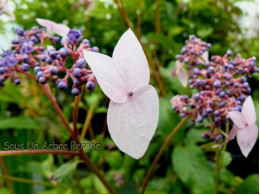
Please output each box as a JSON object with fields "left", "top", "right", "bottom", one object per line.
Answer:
{"left": 176, "top": 35, "right": 211, "bottom": 65}
{"left": 0, "top": 27, "right": 99, "bottom": 96}
{"left": 171, "top": 35, "right": 258, "bottom": 140}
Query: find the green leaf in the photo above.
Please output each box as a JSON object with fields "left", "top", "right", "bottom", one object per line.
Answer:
{"left": 222, "top": 152, "right": 232, "bottom": 167}
{"left": 197, "top": 27, "right": 213, "bottom": 38}
{"left": 93, "top": 175, "right": 109, "bottom": 193}
{"left": 106, "top": 151, "right": 123, "bottom": 169}
{"left": 52, "top": 159, "right": 78, "bottom": 183}
{"left": 172, "top": 144, "right": 214, "bottom": 193}
{"left": 237, "top": 174, "right": 259, "bottom": 194}
{"left": 0, "top": 117, "right": 40, "bottom": 130}
{"left": 185, "top": 128, "right": 207, "bottom": 144}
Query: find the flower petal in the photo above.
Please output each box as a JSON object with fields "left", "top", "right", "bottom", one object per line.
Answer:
{"left": 242, "top": 96, "right": 256, "bottom": 125}
{"left": 107, "top": 85, "right": 159, "bottom": 159}
{"left": 200, "top": 51, "right": 209, "bottom": 64}
{"left": 228, "top": 125, "right": 238, "bottom": 141}
{"left": 228, "top": 111, "right": 245, "bottom": 128}
{"left": 36, "top": 18, "right": 55, "bottom": 30}
{"left": 176, "top": 60, "right": 182, "bottom": 69}
{"left": 176, "top": 68, "right": 188, "bottom": 87}
{"left": 83, "top": 51, "right": 127, "bottom": 103}
{"left": 36, "top": 18, "right": 69, "bottom": 37}
{"left": 112, "top": 28, "right": 150, "bottom": 90}
{"left": 236, "top": 123, "right": 258, "bottom": 157}
{"left": 52, "top": 23, "right": 70, "bottom": 37}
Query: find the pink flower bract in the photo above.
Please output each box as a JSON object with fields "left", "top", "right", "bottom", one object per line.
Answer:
{"left": 228, "top": 96, "right": 258, "bottom": 157}
{"left": 36, "top": 18, "right": 70, "bottom": 37}
{"left": 83, "top": 29, "right": 159, "bottom": 159}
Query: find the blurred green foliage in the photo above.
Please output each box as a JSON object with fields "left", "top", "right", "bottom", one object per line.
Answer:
{"left": 0, "top": 0, "right": 258, "bottom": 193}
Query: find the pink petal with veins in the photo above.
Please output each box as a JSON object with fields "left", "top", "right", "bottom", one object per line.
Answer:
{"left": 236, "top": 123, "right": 258, "bottom": 157}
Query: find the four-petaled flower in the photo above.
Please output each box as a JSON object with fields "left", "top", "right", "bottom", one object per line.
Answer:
{"left": 228, "top": 96, "right": 258, "bottom": 157}
{"left": 83, "top": 29, "right": 159, "bottom": 159}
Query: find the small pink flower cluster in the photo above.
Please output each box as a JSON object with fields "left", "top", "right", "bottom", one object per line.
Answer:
{"left": 171, "top": 35, "right": 258, "bottom": 142}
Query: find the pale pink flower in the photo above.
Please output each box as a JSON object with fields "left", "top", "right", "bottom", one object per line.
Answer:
{"left": 83, "top": 29, "right": 159, "bottom": 159}
{"left": 36, "top": 18, "right": 70, "bottom": 37}
{"left": 176, "top": 60, "right": 188, "bottom": 87}
{"left": 228, "top": 96, "right": 258, "bottom": 157}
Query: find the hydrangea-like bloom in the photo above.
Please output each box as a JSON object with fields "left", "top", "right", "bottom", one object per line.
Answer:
{"left": 171, "top": 35, "right": 258, "bottom": 147}
{"left": 83, "top": 29, "right": 159, "bottom": 159}
{"left": 0, "top": 19, "right": 98, "bottom": 95}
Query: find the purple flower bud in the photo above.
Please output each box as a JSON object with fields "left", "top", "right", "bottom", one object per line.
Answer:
{"left": 249, "top": 60, "right": 255, "bottom": 66}
{"left": 213, "top": 80, "right": 221, "bottom": 88}
{"left": 57, "top": 81, "right": 68, "bottom": 90}
{"left": 21, "top": 64, "right": 30, "bottom": 72}
{"left": 39, "top": 76, "right": 47, "bottom": 84}
{"left": 206, "top": 107, "right": 213, "bottom": 113}
{"left": 208, "top": 66, "right": 215, "bottom": 73}
{"left": 76, "top": 58, "right": 87, "bottom": 69}
{"left": 240, "top": 76, "right": 247, "bottom": 82}
{"left": 59, "top": 48, "right": 69, "bottom": 58}
{"left": 37, "top": 71, "right": 43, "bottom": 78}
{"left": 175, "top": 55, "right": 181, "bottom": 60}
{"left": 71, "top": 88, "right": 81, "bottom": 96}
{"left": 92, "top": 46, "right": 99, "bottom": 52}
{"left": 49, "top": 51, "right": 58, "bottom": 60}
{"left": 45, "top": 58, "right": 53, "bottom": 65}
{"left": 205, "top": 62, "right": 211, "bottom": 67}
{"left": 214, "top": 110, "right": 220, "bottom": 116}
{"left": 197, "top": 116, "right": 203, "bottom": 123}
{"left": 0, "top": 67, "right": 5, "bottom": 74}
{"left": 226, "top": 50, "right": 233, "bottom": 57}
{"left": 82, "top": 39, "right": 90, "bottom": 45}
{"left": 243, "top": 82, "right": 249, "bottom": 88}
{"left": 40, "top": 55, "right": 47, "bottom": 62}
{"left": 67, "top": 29, "right": 82, "bottom": 42}
{"left": 181, "top": 48, "right": 187, "bottom": 54}
{"left": 193, "top": 93, "right": 200, "bottom": 101}
{"left": 219, "top": 91, "right": 225, "bottom": 98}
{"left": 220, "top": 101, "right": 226, "bottom": 107}
{"left": 34, "top": 66, "right": 41, "bottom": 74}
{"left": 16, "top": 28, "right": 24, "bottom": 36}
{"left": 73, "top": 68, "right": 81, "bottom": 77}
{"left": 50, "top": 66, "right": 58, "bottom": 75}
{"left": 86, "top": 81, "right": 95, "bottom": 92}
{"left": 13, "top": 78, "right": 21, "bottom": 85}
{"left": 193, "top": 68, "right": 200, "bottom": 75}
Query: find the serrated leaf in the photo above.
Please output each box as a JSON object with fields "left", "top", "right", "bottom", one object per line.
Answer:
{"left": 172, "top": 144, "right": 214, "bottom": 193}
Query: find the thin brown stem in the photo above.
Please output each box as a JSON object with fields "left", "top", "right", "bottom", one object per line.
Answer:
{"left": 114, "top": 0, "right": 166, "bottom": 97}
{"left": 40, "top": 84, "right": 115, "bottom": 193}
{"left": 137, "top": 0, "right": 142, "bottom": 38}
{"left": 0, "top": 150, "right": 80, "bottom": 157}
{"left": 142, "top": 116, "right": 190, "bottom": 193}
{"left": 73, "top": 93, "right": 82, "bottom": 137}
{"left": 0, "top": 156, "right": 13, "bottom": 193}
{"left": 40, "top": 84, "right": 74, "bottom": 136}
{"left": 80, "top": 105, "right": 95, "bottom": 140}
{"left": 0, "top": 174, "right": 57, "bottom": 187}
